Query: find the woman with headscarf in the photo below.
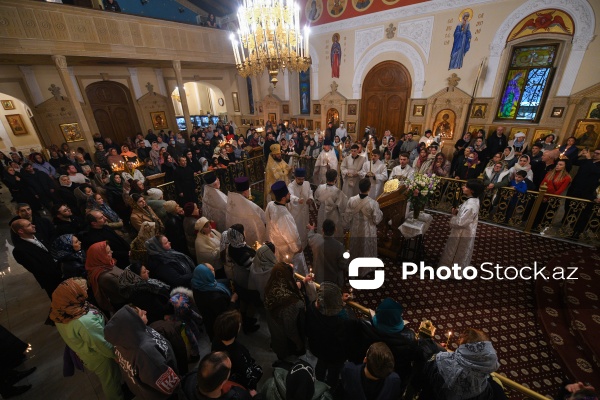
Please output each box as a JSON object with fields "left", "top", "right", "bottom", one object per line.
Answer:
{"left": 121, "top": 160, "right": 144, "bottom": 183}
{"left": 52, "top": 234, "right": 87, "bottom": 279}
{"left": 161, "top": 153, "right": 177, "bottom": 182}
{"left": 455, "top": 150, "right": 481, "bottom": 180}
{"left": 221, "top": 224, "right": 260, "bottom": 333}
{"left": 417, "top": 328, "right": 502, "bottom": 400}
{"left": 163, "top": 200, "right": 190, "bottom": 256}
{"left": 412, "top": 147, "right": 429, "bottom": 171}
{"left": 507, "top": 154, "right": 534, "bottom": 183}
{"left": 248, "top": 242, "right": 277, "bottom": 301}
{"left": 130, "top": 221, "right": 157, "bottom": 265}
{"left": 86, "top": 193, "right": 123, "bottom": 231}
{"left": 51, "top": 278, "right": 124, "bottom": 400}
{"left": 104, "top": 173, "right": 129, "bottom": 223}
{"left": 472, "top": 137, "right": 489, "bottom": 168}
{"left": 194, "top": 217, "right": 223, "bottom": 273}
{"left": 117, "top": 261, "right": 171, "bottom": 325}
{"left": 85, "top": 241, "right": 128, "bottom": 314}
{"left": 2, "top": 165, "right": 26, "bottom": 203}
{"left": 130, "top": 193, "right": 164, "bottom": 233}
{"left": 119, "top": 145, "right": 137, "bottom": 162}
{"left": 505, "top": 132, "right": 529, "bottom": 166}
{"left": 191, "top": 263, "right": 238, "bottom": 339}
{"left": 264, "top": 262, "right": 316, "bottom": 361}
{"left": 145, "top": 235, "right": 194, "bottom": 288}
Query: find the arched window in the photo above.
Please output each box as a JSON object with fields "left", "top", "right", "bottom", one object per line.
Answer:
{"left": 495, "top": 43, "right": 558, "bottom": 123}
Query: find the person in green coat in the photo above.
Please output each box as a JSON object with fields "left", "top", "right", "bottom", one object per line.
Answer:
{"left": 51, "top": 278, "right": 124, "bottom": 400}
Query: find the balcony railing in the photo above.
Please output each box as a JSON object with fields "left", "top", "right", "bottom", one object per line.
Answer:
{"left": 154, "top": 155, "right": 598, "bottom": 246}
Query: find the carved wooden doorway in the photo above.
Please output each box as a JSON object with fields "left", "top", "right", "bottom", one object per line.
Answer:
{"left": 86, "top": 81, "right": 141, "bottom": 145}
{"left": 360, "top": 61, "right": 411, "bottom": 140}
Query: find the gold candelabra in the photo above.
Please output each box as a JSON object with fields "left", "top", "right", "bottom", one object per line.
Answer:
{"left": 230, "top": 0, "right": 312, "bottom": 87}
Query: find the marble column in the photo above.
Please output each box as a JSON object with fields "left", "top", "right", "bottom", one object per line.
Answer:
{"left": 51, "top": 55, "right": 95, "bottom": 150}
{"left": 172, "top": 60, "right": 191, "bottom": 132}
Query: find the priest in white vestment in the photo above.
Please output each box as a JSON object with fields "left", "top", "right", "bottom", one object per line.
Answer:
{"left": 265, "top": 181, "right": 308, "bottom": 275}
{"left": 343, "top": 178, "right": 384, "bottom": 277}
{"left": 340, "top": 144, "right": 366, "bottom": 198}
{"left": 359, "top": 148, "right": 388, "bottom": 200}
{"left": 287, "top": 168, "right": 313, "bottom": 250}
{"left": 225, "top": 176, "right": 267, "bottom": 246}
{"left": 313, "top": 139, "right": 338, "bottom": 185}
{"left": 202, "top": 171, "right": 228, "bottom": 232}
{"left": 265, "top": 144, "right": 291, "bottom": 200}
{"left": 390, "top": 153, "right": 415, "bottom": 181}
{"left": 314, "top": 169, "right": 347, "bottom": 239}
{"left": 439, "top": 179, "right": 483, "bottom": 269}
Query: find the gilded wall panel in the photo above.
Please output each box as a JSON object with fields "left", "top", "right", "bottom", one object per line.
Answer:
{"left": 34, "top": 9, "right": 57, "bottom": 41}
{"left": 0, "top": 6, "right": 25, "bottom": 38}
{"left": 17, "top": 7, "right": 41, "bottom": 39}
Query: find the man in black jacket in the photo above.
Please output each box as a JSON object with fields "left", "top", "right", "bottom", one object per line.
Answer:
{"left": 11, "top": 219, "right": 62, "bottom": 299}
{"left": 81, "top": 210, "right": 130, "bottom": 268}
{"left": 19, "top": 163, "right": 56, "bottom": 212}
{"left": 52, "top": 204, "right": 85, "bottom": 236}
{"left": 174, "top": 156, "right": 197, "bottom": 206}
{"left": 486, "top": 127, "right": 508, "bottom": 156}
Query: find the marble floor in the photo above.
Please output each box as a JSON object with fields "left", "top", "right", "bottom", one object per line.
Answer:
{"left": 0, "top": 185, "right": 282, "bottom": 400}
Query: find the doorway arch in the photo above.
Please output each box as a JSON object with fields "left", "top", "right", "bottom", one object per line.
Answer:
{"left": 86, "top": 81, "right": 141, "bottom": 144}
{"left": 359, "top": 61, "right": 411, "bottom": 140}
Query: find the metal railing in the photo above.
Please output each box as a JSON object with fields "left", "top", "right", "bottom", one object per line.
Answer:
{"left": 427, "top": 177, "right": 600, "bottom": 246}
{"left": 156, "top": 154, "right": 266, "bottom": 207}
{"left": 293, "top": 273, "right": 548, "bottom": 399}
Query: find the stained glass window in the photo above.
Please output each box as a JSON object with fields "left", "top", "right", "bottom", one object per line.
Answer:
{"left": 496, "top": 45, "right": 557, "bottom": 122}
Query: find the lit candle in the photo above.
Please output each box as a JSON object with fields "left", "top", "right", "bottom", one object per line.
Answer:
{"left": 447, "top": 331, "right": 452, "bottom": 345}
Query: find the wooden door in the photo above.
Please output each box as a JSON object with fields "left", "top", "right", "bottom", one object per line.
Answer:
{"left": 86, "top": 81, "right": 141, "bottom": 145}
{"left": 360, "top": 61, "right": 411, "bottom": 140}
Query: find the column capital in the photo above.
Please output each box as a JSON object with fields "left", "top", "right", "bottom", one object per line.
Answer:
{"left": 172, "top": 60, "right": 181, "bottom": 72}
{"left": 52, "top": 55, "right": 68, "bottom": 69}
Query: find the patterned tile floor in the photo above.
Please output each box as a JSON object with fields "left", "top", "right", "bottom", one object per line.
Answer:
{"left": 349, "top": 212, "right": 586, "bottom": 399}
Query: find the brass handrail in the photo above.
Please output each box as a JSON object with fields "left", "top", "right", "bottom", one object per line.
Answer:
{"left": 293, "top": 273, "right": 548, "bottom": 399}
{"left": 491, "top": 373, "right": 548, "bottom": 400}
{"left": 293, "top": 273, "right": 372, "bottom": 316}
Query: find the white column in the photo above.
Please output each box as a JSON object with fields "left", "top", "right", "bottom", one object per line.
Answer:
{"left": 18, "top": 66, "right": 44, "bottom": 106}
{"left": 154, "top": 68, "right": 168, "bottom": 96}
{"left": 128, "top": 68, "right": 143, "bottom": 99}
{"left": 67, "top": 67, "right": 84, "bottom": 103}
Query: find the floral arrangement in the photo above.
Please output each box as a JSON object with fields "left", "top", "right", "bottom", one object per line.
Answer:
{"left": 405, "top": 173, "right": 441, "bottom": 211}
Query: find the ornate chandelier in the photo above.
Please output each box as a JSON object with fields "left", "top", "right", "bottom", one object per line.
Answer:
{"left": 230, "top": 0, "right": 311, "bottom": 87}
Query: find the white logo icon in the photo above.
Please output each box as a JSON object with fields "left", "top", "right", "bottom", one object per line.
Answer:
{"left": 348, "top": 257, "right": 385, "bottom": 290}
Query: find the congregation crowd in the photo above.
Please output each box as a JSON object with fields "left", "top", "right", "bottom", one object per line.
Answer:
{"left": 1, "top": 118, "right": 598, "bottom": 400}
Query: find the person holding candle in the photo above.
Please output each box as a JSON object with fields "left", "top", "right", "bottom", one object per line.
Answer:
{"left": 202, "top": 171, "right": 228, "bottom": 233}
{"left": 359, "top": 148, "right": 388, "bottom": 200}
{"left": 414, "top": 328, "right": 503, "bottom": 400}
{"left": 265, "top": 181, "right": 308, "bottom": 275}
{"left": 225, "top": 176, "right": 267, "bottom": 246}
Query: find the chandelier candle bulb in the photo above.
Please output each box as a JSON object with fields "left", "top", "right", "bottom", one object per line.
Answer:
{"left": 447, "top": 331, "right": 452, "bottom": 345}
